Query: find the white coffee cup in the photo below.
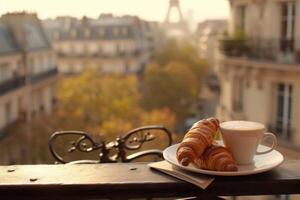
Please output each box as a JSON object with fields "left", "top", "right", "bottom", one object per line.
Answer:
{"left": 220, "top": 121, "right": 277, "bottom": 165}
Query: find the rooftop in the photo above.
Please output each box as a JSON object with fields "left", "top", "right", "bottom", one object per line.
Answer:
{"left": 0, "top": 22, "right": 19, "bottom": 54}
{"left": 43, "top": 15, "right": 151, "bottom": 41}
{"left": 0, "top": 12, "right": 51, "bottom": 54}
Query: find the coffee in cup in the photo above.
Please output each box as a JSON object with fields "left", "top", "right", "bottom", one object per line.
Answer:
{"left": 220, "top": 121, "right": 277, "bottom": 165}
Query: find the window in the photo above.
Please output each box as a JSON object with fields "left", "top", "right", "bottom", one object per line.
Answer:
{"left": 75, "top": 43, "right": 83, "bottom": 56}
{"left": 50, "top": 53, "right": 55, "bottom": 67}
{"left": 83, "top": 44, "right": 88, "bottom": 55}
{"left": 98, "top": 45, "right": 103, "bottom": 55}
{"left": 113, "top": 27, "right": 120, "bottom": 37}
{"left": 70, "top": 29, "right": 77, "bottom": 38}
{"left": 121, "top": 27, "right": 128, "bottom": 36}
{"left": 280, "top": 1, "right": 296, "bottom": 52}
{"left": 274, "top": 83, "right": 293, "bottom": 139}
{"left": 53, "top": 31, "right": 60, "bottom": 40}
{"left": 34, "top": 57, "right": 40, "bottom": 74}
{"left": 0, "top": 63, "right": 9, "bottom": 83}
{"left": 43, "top": 55, "right": 48, "bottom": 71}
{"left": 5, "top": 102, "right": 11, "bottom": 124}
{"left": 17, "top": 96, "right": 26, "bottom": 120}
{"left": 236, "top": 5, "right": 246, "bottom": 31}
{"left": 17, "top": 97, "right": 23, "bottom": 118}
{"left": 232, "top": 77, "right": 244, "bottom": 112}
{"left": 124, "top": 61, "right": 130, "bottom": 74}
{"left": 17, "top": 60, "right": 22, "bottom": 71}
{"left": 98, "top": 28, "right": 106, "bottom": 37}
{"left": 116, "top": 43, "right": 121, "bottom": 55}
{"left": 69, "top": 44, "right": 75, "bottom": 55}
{"left": 84, "top": 29, "right": 91, "bottom": 38}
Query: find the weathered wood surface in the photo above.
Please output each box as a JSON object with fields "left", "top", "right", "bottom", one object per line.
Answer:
{"left": 0, "top": 160, "right": 299, "bottom": 199}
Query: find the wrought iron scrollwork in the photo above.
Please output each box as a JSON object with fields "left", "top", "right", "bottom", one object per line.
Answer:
{"left": 48, "top": 125, "right": 172, "bottom": 164}
{"left": 48, "top": 131, "right": 103, "bottom": 164}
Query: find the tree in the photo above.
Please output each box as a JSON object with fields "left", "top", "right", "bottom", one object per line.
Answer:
{"left": 56, "top": 69, "right": 176, "bottom": 135}
{"left": 154, "top": 39, "right": 209, "bottom": 89}
{"left": 57, "top": 69, "right": 142, "bottom": 135}
{"left": 143, "top": 40, "right": 209, "bottom": 122}
{"left": 143, "top": 62, "right": 198, "bottom": 121}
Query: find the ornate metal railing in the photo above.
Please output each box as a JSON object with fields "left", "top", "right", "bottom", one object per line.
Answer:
{"left": 48, "top": 125, "right": 172, "bottom": 164}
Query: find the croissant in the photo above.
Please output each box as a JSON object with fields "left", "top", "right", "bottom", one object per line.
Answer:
{"left": 194, "top": 144, "right": 238, "bottom": 172}
{"left": 176, "top": 118, "right": 219, "bottom": 166}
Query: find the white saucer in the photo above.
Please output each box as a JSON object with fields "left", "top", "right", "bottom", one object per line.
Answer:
{"left": 163, "top": 142, "right": 284, "bottom": 176}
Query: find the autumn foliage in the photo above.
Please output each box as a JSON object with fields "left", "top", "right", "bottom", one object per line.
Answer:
{"left": 57, "top": 70, "right": 176, "bottom": 137}
{"left": 143, "top": 40, "right": 209, "bottom": 121}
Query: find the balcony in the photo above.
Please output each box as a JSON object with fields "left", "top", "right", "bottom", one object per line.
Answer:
{"left": 29, "top": 68, "right": 58, "bottom": 84}
{"left": 220, "top": 39, "right": 300, "bottom": 65}
{"left": 0, "top": 76, "right": 26, "bottom": 96}
{"left": 1, "top": 126, "right": 300, "bottom": 199}
{"left": 57, "top": 48, "right": 144, "bottom": 60}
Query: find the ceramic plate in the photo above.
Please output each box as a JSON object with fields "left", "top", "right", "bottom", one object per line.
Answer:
{"left": 163, "top": 141, "right": 284, "bottom": 176}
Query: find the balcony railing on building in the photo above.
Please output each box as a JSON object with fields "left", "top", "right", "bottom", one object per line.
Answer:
{"left": 0, "top": 76, "right": 26, "bottom": 95}
{"left": 29, "top": 67, "right": 58, "bottom": 84}
{"left": 57, "top": 49, "right": 142, "bottom": 58}
{"left": 220, "top": 39, "right": 300, "bottom": 65}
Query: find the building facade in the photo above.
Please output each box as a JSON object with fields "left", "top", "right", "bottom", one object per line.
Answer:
{"left": 196, "top": 20, "right": 227, "bottom": 70}
{"left": 218, "top": 0, "right": 300, "bottom": 148}
{"left": 43, "top": 15, "right": 163, "bottom": 75}
{"left": 0, "top": 12, "right": 58, "bottom": 132}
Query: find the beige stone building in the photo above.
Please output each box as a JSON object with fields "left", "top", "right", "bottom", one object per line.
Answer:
{"left": 196, "top": 20, "right": 227, "bottom": 70}
{"left": 218, "top": 0, "right": 300, "bottom": 147}
{"left": 43, "top": 15, "right": 162, "bottom": 75}
{"left": 0, "top": 12, "right": 58, "bottom": 132}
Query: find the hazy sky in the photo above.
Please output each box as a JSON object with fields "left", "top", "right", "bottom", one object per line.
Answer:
{"left": 0, "top": 0, "right": 229, "bottom": 23}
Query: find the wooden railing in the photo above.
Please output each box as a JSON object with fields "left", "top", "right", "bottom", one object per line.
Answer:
{"left": 0, "top": 160, "right": 299, "bottom": 199}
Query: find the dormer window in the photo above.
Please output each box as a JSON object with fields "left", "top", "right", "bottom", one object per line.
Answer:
{"left": 53, "top": 31, "right": 60, "bottom": 40}
{"left": 113, "top": 27, "right": 120, "bottom": 37}
{"left": 70, "top": 29, "right": 77, "bottom": 39}
{"left": 84, "top": 29, "right": 91, "bottom": 38}
{"left": 98, "top": 28, "right": 106, "bottom": 38}
{"left": 121, "top": 27, "right": 128, "bottom": 36}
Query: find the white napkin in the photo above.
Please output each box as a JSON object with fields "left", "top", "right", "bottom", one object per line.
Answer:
{"left": 148, "top": 161, "right": 214, "bottom": 189}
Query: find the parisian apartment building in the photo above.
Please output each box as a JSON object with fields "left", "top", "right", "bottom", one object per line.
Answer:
{"left": 0, "top": 12, "right": 58, "bottom": 134}
{"left": 217, "top": 0, "right": 300, "bottom": 148}
{"left": 43, "top": 14, "right": 165, "bottom": 75}
{"left": 196, "top": 19, "right": 227, "bottom": 70}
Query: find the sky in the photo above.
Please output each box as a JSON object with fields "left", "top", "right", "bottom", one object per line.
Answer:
{"left": 0, "top": 0, "right": 229, "bottom": 23}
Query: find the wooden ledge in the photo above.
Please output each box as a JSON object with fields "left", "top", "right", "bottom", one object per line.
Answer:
{"left": 0, "top": 160, "right": 299, "bottom": 199}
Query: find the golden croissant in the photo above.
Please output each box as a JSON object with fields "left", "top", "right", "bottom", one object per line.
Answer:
{"left": 194, "top": 144, "right": 238, "bottom": 172}
{"left": 176, "top": 117, "right": 219, "bottom": 166}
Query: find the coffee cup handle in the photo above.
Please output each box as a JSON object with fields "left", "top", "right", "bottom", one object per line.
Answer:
{"left": 255, "top": 132, "right": 277, "bottom": 155}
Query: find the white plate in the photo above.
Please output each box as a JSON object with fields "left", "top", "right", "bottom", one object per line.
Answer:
{"left": 163, "top": 142, "right": 284, "bottom": 176}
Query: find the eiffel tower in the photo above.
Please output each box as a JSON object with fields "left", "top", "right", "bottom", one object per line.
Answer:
{"left": 164, "top": 0, "right": 189, "bottom": 37}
